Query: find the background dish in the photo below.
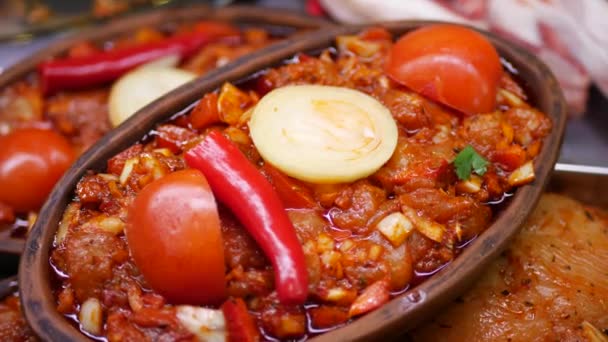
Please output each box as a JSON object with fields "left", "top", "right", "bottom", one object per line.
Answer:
{"left": 0, "top": 4, "right": 330, "bottom": 256}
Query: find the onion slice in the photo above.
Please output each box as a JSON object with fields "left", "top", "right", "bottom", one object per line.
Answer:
{"left": 108, "top": 66, "right": 196, "bottom": 127}
{"left": 249, "top": 85, "right": 398, "bottom": 184}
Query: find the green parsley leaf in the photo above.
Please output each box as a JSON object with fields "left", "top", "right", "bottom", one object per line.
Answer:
{"left": 454, "top": 145, "right": 489, "bottom": 180}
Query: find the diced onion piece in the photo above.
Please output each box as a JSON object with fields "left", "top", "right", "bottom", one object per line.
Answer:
{"left": 141, "top": 154, "right": 166, "bottom": 181}
{"left": 316, "top": 233, "right": 335, "bottom": 252}
{"left": 249, "top": 85, "right": 398, "bottom": 184}
{"left": 376, "top": 212, "right": 414, "bottom": 247}
{"left": 582, "top": 321, "right": 608, "bottom": 342}
{"left": 85, "top": 215, "right": 124, "bottom": 235}
{"left": 55, "top": 203, "right": 80, "bottom": 245}
{"left": 218, "top": 82, "right": 253, "bottom": 125}
{"left": 368, "top": 244, "right": 383, "bottom": 261}
{"left": 119, "top": 157, "right": 139, "bottom": 185}
{"left": 402, "top": 206, "right": 445, "bottom": 243}
{"left": 79, "top": 298, "right": 103, "bottom": 336}
{"left": 109, "top": 67, "right": 196, "bottom": 127}
{"left": 324, "top": 287, "right": 356, "bottom": 304}
{"left": 320, "top": 251, "right": 341, "bottom": 270}
{"left": 153, "top": 148, "right": 174, "bottom": 157}
{"left": 508, "top": 160, "right": 535, "bottom": 186}
{"left": 176, "top": 306, "right": 227, "bottom": 342}
{"left": 339, "top": 239, "right": 354, "bottom": 252}
{"left": 27, "top": 212, "right": 37, "bottom": 232}
{"left": 501, "top": 121, "right": 514, "bottom": 144}
{"left": 336, "top": 35, "right": 380, "bottom": 57}
{"left": 457, "top": 175, "right": 483, "bottom": 193}
{"left": 98, "top": 173, "right": 119, "bottom": 182}
{"left": 499, "top": 88, "right": 524, "bottom": 107}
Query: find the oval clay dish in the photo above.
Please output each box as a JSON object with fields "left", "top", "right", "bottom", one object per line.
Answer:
{"left": 20, "top": 21, "right": 567, "bottom": 341}
{"left": 0, "top": 5, "right": 330, "bottom": 255}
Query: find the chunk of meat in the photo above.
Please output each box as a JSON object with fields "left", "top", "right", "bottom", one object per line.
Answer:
{"left": 220, "top": 207, "right": 267, "bottom": 270}
{"left": 259, "top": 298, "right": 307, "bottom": 339}
{"left": 52, "top": 227, "right": 129, "bottom": 301}
{"left": 0, "top": 82, "right": 43, "bottom": 131}
{"left": 459, "top": 112, "right": 504, "bottom": 156}
{"left": 153, "top": 124, "right": 198, "bottom": 154}
{"left": 504, "top": 107, "right": 552, "bottom": 146}
{"left": 330, "top": 180, "right": 387, "bottom": 234}
{"left": 76, "top": 174, "right": 111, "bottom": 206}
{"left": 0, "top": 295, "right": 37, "bottom": 342}
{"left": 107, "top": 144, "right": 143, "bottom": 175}
{"left": 412, "top": 194, "right": 608, "bottom": 341}
{"left": 381, "top": 88, "right": 429, "bottom": 132}
{"left": 373, "top": 137, "right": 455, "bottom": 193}
{"left": 45, "top": 89, "right": 111, "bottom": 153}
{"left": 399, "top": 188, "right": 491, "bottom": 239}
{"left": 261, "top": 55, "right": 343, "bottom": 90}
{"left": 408, "top": 231, "right": 454, "bottom": 274}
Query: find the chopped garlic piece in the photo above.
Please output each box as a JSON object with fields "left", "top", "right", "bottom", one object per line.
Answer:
{"left": 368, "top": 244, "right": 383, "bottom": 261}
{"left": 85, "top": 215, "right": 124, "bottom": 235}
{"left": 376, "top": 212, "right": 414, "bottom": 247}
{"left": 336, "top": 35, "right": 381, "bottom": 57}
{"left": 582, "top": 321, "right": 608, "bottom": 342}
{"left": 508, "top": 161, "right": 535, "bottom": 186}
{"left": 317, "top": 233, "right": 335, "bottom": 252}
{"left": 176, "top": 306, "right": 227, "bottom": 342}
{"left": 55, "top": 203, "right": 80, "bottom": 245}
{"left": 119, "top": 157, "right": 139, "bottom": 185}
{"left": 402, "top": 206, "right": 445, "bottom": 243}
{"left": 499, "top": 88, "right": 524, "bottom": 107}
{"left": 339, "top": 239, "right": 355, "bottom": 252}
{"left": 457, "top": 175, "right": 483, "bottom": 193}
{"left": 153, "top": 148, "right": 173, "bottom": 157}
{"left": 326, "top": 288, "right": 349, "bottom": 302}
{"left": 79, "top": 298, "right": 102, "bottom": 336}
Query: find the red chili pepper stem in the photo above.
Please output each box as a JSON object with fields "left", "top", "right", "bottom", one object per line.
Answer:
{"left": 185, "top": 130, "right": 308, "bottom": 305}
{"left": 38, "top": 31, "right": 240, "bottom": 95}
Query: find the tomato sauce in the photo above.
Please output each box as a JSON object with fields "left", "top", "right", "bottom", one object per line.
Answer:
{"left": 49, "top": 28, "right": 551, "bottom": 341}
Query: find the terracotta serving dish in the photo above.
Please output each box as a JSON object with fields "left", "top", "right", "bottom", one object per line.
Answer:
{"left": 0, "top": 5, "right": 330, "bottom": 255}
{"left": 19, "top": 21, "right": 567, "bottom": 341}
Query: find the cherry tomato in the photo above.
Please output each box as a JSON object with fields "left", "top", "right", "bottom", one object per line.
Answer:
{"left": 126, "top": 169, "right": 226, "bottom": 305}
{"left": 385, "top": 24, "right": 502, "bottom": 115}
{"left": 0, "top": 128, "right": 74, "bottom": 213}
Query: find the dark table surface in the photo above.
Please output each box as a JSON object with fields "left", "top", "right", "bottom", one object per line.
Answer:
{"left": 1, "top": 0, "right": 605, "bottom": 168}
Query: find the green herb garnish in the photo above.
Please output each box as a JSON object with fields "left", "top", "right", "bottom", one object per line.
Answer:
{"left": 454, "top": 145, "right": 489, "bottom": 180}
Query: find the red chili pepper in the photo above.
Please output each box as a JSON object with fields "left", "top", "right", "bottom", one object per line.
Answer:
{"left": 185, "top": 130, "right": 308, "bottom": 305}
{"left": 221, "top": 298, "right": 260, "bottom": 342}
{"left": 38, "top": 29, "right": 240, "bottom": 95}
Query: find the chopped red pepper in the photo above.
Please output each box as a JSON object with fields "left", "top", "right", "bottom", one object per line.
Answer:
{"left": 348, "top": 279, "right": 390, "bottom": 317}
{"left": 190, "top": 92, "right": 221, "bottom": 129}
{"left": 39, "top": 26, "right": 240, "bottom": 95}
{"left": 185, "top": 131, "right": 308, "bottom": 305}
{"left": 221, "top": 298, "right": 260, "bottom": 342}
{"left": 153, "top": 124, "right": 197, "bottom": 154}
{"left": 260, "top": 163, "right": 318, "bottom": 210}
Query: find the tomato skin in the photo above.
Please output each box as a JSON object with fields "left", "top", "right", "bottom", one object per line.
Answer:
{"left": 385, "top": 24, "right": 502, "bottom": 115}
{"left": 0, "top": 128, "right": 74, "bottom": 213}
{"left": 126, "top": 169, "right": 226, "bottom": 305}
